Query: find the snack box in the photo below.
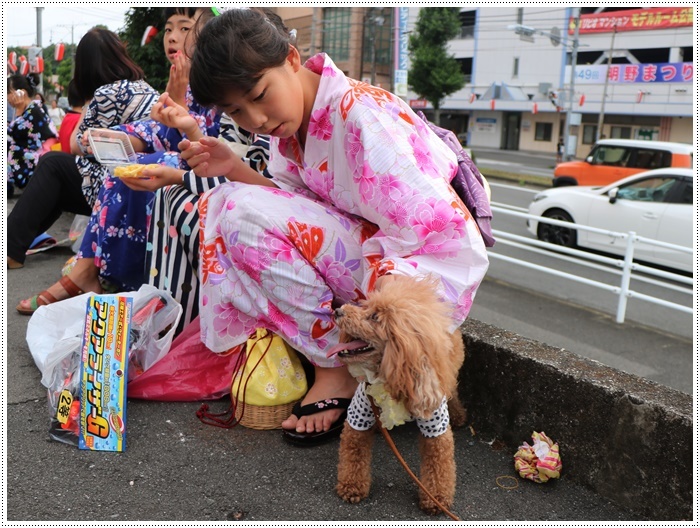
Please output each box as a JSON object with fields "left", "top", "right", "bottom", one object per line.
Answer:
{"left": 78, "top": 295, "right": 133, "bottom": 452}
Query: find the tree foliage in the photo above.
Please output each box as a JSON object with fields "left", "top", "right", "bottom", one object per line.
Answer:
{"left": 119, "top": 7, "right": 170, "bottom": 92}
{"left": 407, "top": 7, "right": 465, "bottom": 125}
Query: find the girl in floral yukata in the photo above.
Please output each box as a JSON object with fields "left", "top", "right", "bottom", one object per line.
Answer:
{"left": 180, "top": 8, "right": 489, "bottom": 446}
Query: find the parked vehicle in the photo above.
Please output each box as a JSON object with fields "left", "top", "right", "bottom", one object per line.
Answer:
{"left": 553, "top": 139, "right": 693, "bottom": 187}
{"left": 528, "top": 168, "right": 693, "bottom": 273}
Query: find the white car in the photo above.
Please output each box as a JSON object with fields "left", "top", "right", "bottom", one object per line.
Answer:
{"left": 527, "top": 168, "right": 693, "bottom": 273}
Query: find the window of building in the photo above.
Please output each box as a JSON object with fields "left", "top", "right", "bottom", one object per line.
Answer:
{"left": 323, "top": 7, "right": 352, "bottom": 62}
{"left": 535, "top": 122, "right": 553, "bottom": 141}
{"left": 610, "top": 126, "right": 632, "bottom": 139}
{"left": 582, "top": 124, "right": 597, "bottom": 144}
{"left": 458, "top": 10, "right": 476, "bottom": 39}
{"left": 512, "top": 57, "right": 520, "bottom": 78}
{"left": 362, "top": 7, "right": 392, "bottom": 66}
{"left": 457, "top": 57, "right": 473, "bottom": 83}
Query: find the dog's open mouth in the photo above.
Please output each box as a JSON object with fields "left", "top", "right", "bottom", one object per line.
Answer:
{"left": 326, "top": 340, "right": 374, "bottom": 359}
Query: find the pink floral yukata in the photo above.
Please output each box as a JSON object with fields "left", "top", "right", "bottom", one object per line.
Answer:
{"left": 198, "top": 54, "right": 489, "bottom": 368}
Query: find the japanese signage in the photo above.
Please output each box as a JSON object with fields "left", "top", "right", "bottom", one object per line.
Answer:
{"left": 394, "top": 7, "right": 409, "bottom": 97}
{"left": 566, "top": 63, "right": 693, "bottom": 84}
{"left": 571, "top": 7, "right": 693, "bottom": 34}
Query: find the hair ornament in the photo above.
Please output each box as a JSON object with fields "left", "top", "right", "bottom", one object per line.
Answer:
{"left": 211, "top": 6, "right": 249, "bottom": 16}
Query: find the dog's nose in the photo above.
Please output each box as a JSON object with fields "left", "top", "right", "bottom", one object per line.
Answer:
{"left": 333, "top": 308, "right": 344, "bottom": 319}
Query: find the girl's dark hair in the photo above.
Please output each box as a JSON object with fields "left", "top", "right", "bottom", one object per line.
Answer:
{"left": 66, "top": 79, "right": 85, "bottom": 108}
{"left": 163, "top": 6, "right": 202, "bottom": 23}
{"left": 7, "top": 73, "right": 40, "bottom": 97}
{"left": 73, "top": 28, "right": 144, "bottom": 102}
{"left": 190, "top": 8, "right": 292, "bottom": 107}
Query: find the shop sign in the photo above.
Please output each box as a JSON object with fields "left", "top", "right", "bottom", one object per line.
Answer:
{"left": 566, "top": 62, "right": 693, "bottom": 84}
{"left": 570, "top": 7, "right": 693, "bottom": 34}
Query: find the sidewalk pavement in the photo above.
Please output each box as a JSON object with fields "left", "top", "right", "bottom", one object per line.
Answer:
{"left": 5, "top": 206, "right": 640, "bottom": 522}
{"left": 470, "top": 147, "right": 559, "bottom": 184}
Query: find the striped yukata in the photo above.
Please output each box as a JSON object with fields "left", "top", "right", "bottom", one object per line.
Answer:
{"left": 146, "top": 116, "right": 271, "bottom": 334}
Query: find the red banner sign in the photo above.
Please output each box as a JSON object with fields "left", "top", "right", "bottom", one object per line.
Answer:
{"left": 409, "top": 99, "right": 428, "bottom": 109}
{"left": 570, "top": 7, "right": 693, "bottom": 34}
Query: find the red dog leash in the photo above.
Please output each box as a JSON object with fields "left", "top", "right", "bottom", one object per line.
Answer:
{"left": 368, "top": 396, "right": 461, "bottom": 521}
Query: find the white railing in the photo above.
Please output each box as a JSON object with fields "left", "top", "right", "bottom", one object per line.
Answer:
{"left": 489, "top": 204, "right": 693, "bottom": 323}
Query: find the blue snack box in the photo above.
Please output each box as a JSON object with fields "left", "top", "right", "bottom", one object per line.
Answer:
{"left": 79, "top": 295, "right": 132, "bottom": 452}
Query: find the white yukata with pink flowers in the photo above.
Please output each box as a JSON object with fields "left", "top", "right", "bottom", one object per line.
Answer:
{"left": 198, "top": 54, "right": 489, "bottom": 367}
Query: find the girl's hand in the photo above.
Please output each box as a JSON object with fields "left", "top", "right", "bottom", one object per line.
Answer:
{"left": 164, "top": 50, "right": 190, "bottom": 108}
{"left": 151, "top": 92, "right": 201, "bottom": 140}
{"left": 179, "top": 136, "right": 237, "bottom": 178}
{"left": 119, "top": 165, "right": 185, "bottom": 191}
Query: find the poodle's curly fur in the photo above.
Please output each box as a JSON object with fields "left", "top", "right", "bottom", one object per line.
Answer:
{"left": 333, "top": 275, "right": 466, "bottom": 515}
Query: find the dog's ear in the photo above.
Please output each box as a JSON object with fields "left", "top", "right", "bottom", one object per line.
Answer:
{"left": 379, "top": 322, "right": 451, "bottom": 419}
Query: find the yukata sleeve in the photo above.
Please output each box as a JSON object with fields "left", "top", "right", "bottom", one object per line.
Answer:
{"left": 338, "top": 93, "right": 487, "bottom": 296}
{"left": 76, "top": 81, "right": 159, "bottom": 156}
{"left": 31, "top": 104, "right": 57, "bottom": 140}
{"left": 116, "top": 119, "right": 167, "bottom": 153}
{"left": 181, "top": 171, "right": 228, "bottom": 196}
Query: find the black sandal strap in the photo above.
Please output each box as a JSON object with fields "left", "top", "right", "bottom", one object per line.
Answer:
{"left": 291, "top": 398, "right": 352, "bottom": 418}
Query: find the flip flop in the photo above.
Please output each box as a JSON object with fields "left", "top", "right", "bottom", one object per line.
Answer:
{"left": 282, "top": 398, "right": 351, "bottom": 447}
{"left": 28, "top": 232, "right": 58, "bottom": 251}
{"left": 16, "top": 275, "right": 85, "bottom": 316}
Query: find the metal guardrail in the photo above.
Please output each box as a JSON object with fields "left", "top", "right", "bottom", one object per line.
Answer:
{"left": 489, "top": 204, "right": 693, "bottom": 323}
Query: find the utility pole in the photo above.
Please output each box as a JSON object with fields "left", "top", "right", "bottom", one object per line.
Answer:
{"left": 561, "top": 7, "right": 580, "bottom": 161}
{"left": 35, "top": 7, "right": 44, "bottom": 93}
{"left": 596, "top": 26, "right": 617, "bottom": 142}
{"left": 309, "top": 7, "right": 318, "bottom": 56}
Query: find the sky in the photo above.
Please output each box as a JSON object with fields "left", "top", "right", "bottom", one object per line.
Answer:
{"left": 4, "top": 4, "right": 130, "bottom": 48}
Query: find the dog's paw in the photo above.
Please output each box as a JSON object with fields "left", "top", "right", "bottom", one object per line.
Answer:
{"left": 336, "top": 482, "right": 370, "bottom": 504}
{"left": 419, "top": 494, "right": 454, "bottom": 516}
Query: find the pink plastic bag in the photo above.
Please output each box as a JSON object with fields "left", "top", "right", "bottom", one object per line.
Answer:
{"left": 127, "top": 317, "right": 245, "bottom": 401}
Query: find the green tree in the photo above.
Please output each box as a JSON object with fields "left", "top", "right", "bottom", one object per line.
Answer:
{"left": 407, "top": 7, "right": 465, "bottom": 126}
{"left": 120, "top": 7, "right": 170, "bottom": 92}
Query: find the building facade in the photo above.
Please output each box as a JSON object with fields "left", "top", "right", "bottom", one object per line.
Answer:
{"left": 404, "top": 6, "right": 693, "bottom": 158}
{"left": 275, "top": 6, "right": 393, "bottom": 89}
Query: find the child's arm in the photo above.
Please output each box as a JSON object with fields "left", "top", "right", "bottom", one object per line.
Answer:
{"left": 179, "top": 136, "right": 277, "bottom": 188}
{"left": 119, "top": 165, "right": 186, "bottom": 192}
{"left": 150, "top": 92, "right": 202, "bottom": 141}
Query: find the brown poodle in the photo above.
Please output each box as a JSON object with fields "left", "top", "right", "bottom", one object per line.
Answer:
{"left": 329, "top": 275, "right": 466, "bottom": 515}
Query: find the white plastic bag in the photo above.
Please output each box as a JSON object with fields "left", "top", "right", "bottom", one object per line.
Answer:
{"left": 27, "top": 285, "right": 183, "bottom": 446}
{"left": 27, "top": 284, "right": 183, "bottom": 388}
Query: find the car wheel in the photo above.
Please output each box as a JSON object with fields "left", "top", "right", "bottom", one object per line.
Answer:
{"left": 552, "top": 177, "right": 577, "bottom": 187}
{"left": 537, "top": 208, "right": 577, "bottom": 248}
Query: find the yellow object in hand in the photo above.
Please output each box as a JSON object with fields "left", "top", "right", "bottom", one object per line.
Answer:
{"left": 113, "top": 164, "right": 160, "bottom": 179}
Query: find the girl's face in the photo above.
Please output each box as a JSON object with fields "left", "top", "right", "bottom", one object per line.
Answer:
{"left": 163, "top": 12, "right": 199, "bottom": 63}
{"left": 218, "top": 48, "right": 307, "bottom": 140}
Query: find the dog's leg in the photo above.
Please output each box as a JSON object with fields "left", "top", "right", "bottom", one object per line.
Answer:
{"left": 417, "top": 428, "right": 456, "bottom": 515}
{"left": 336, "top": 422, "right": 375, "bottom": 504}
{"left": 447, "top": 397, "right": 467, "bottom": 428}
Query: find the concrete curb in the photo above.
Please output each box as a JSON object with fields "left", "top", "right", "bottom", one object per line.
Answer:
{"left": 458, "top": 318, "right": 693, "bottom": 521}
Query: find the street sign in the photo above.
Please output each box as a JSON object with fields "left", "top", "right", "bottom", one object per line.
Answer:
{"left": 394, "top": 69, "right": 407, "bottom": 97}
